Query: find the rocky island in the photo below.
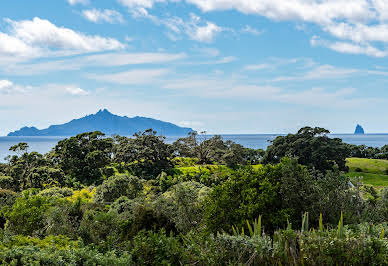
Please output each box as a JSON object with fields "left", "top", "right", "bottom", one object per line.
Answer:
{"left": 354, "top": 124, "right": 365, "bottom": 135}
{"left": 8, "top": 109, "right": 193, "bottom": 136}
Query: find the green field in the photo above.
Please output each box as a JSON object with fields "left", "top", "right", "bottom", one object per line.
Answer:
{"left": 346, "top": 158, "right": 388, "bottom": 188}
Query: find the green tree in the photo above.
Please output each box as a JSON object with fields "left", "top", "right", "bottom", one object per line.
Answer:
{"left": 263, "top": 127, "right": 350, "bottom": 172}
{"left": 113, "top": 129, "right": 174, "bottom": 179}
{"left": 51, "top": 131, "right": 113, "bottom": 186}
{"left": 6, "top": 143, "right": 60, "bottom": 190}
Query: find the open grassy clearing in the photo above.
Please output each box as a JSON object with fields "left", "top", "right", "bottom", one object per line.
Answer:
{"left": 346, "top": 158, "right": 388, "bottom": 175}
{"left": 346, "top": 158, "right": 388, "bottom": 188}
{"left": 347, "top": 172, "right": 388, "bottom": 188}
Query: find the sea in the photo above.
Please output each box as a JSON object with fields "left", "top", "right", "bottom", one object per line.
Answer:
{"left": 1, "top": 134, "right": 388, "bottom": 162}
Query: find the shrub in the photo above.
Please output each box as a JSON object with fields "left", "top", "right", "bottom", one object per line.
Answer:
{"left": 0, "top": 176, "right": 14, "bottom": 190}
{"left": 38, "top": 187, "right": 73, "bottom": 198}
{"left": 94, "top": 174, "right": 144, "bottom": 204}
{"left": 157, "top": 181, "right": 210, "bottom": 233}
{"left": 5, "top": 191, "right": 54, "bottom": 236}
{"left": 204, "top": 165, "right": 283, "bottom": 233}
{"left": 0, "top": 245, "right": 132, "bottom": 265}
{"left": 67, "top": 188, "right": 95, "bottom": 204}
{"left": 0, "top": 189, "right": 17, "bottom": 208}
{"left": 130, "top": 230, "right": 184, "bottom": 265}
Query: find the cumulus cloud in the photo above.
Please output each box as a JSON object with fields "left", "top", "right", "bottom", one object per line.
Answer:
{"left": 0, "top": 17, "right": 125, "bottom": 60}
{"left": 82, "top": 9, "right": 125, "bottom": 24}
{"left": 117, "top": 0, "right": 388, "bottom": 56}
{"left": 185, "top": 0, "right": 374, "bottom": 25}
{"left": 181, "top": 0, "right": 388, "bottom": 56}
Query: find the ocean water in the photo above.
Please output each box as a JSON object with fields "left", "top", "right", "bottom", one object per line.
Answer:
{"left": 1, "top": 134, "right": 388, "bottom": 162}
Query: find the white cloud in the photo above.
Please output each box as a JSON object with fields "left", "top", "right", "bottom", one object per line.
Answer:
{"left": 244, "top": 64, "right": 273, "bottom": 71}
{"left": 0, "top": 32, "right": 39, "bottom": 58}
{"left": 0, "top": 17, "right": 125, "bottom": 61}
{"left": 3, "top": 52, "right": 186, "bottom": 75}
{"left": 67, "top": 0, "right": 89, "bottom": 5}
{"left": 185, "top": 0, "right": 374, "bottom": 25}
{"left": 82, "top": 9, "right": 125, "bottom": 24}
{"left": 65, "top": 87, "right": 90, "bottom": 96}
{"left": 306, "top": 65, "right": 358, "bottom": 79}
{"left": 311, "top": 36, "right": 388, "bottom": 57}
{"left": 0, "top": 80, "right": 26, "bottom": 94}
{"left": 275, "top": 87, "right": 373, "bottom": 108}
{"left": 118, "top": 0, "right": 166, "bottom": 9}
{"left": 123, "top": 6, "right": 224, "bottom": 43}
{"left": 87, "top": 68, "right": 169, "bottom": 84}
{"left": 241, "top": 25, "right": 262, "bottom": 35}
{"left": 372, "top": 0, "right": 388, "bottom": 21}
{"left": 170, "top": 13, "right": 225, "bottom": 42}
{"left": 6, "top": 17, "right": 125, "bottom": 52}
{"left": 184, "top": 0, "right": 388, "bottom": 56}
{"left": 274, "top": 64, "right": 359, "bottom": 81}
{"left": 324, "top": 22, "right": 388, "bottom": 44}
{"left": 115, "top": 0, "right": 388, "bottom": 56}
{"left": 163, "top": 73, "right": 378, "bottom": 109}
{"left": 188, "top": 21, "right": 222, "bottom": 42}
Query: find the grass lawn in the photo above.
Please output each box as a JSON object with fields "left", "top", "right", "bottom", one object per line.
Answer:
{"left": 346, "top": 158, "right": 388, "bottom": 188}
{"left": 347, "top": 172, "right": 388, "bottom": 188}
{"left": 346, "top": 158, "right": 388, "bottom": 175}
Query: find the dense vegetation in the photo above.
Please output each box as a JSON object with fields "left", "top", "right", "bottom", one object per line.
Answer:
{"left": 0, "top": 127, "right": 387, "bottom": 265}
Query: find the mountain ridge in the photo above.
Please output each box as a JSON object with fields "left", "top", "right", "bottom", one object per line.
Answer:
{"left": 8, "top": 109, "right": 193, "bottom": 137}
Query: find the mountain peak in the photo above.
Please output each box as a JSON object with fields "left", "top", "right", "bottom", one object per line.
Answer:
{"left": 96, "top": 109, "right": 112, "bottom": 115}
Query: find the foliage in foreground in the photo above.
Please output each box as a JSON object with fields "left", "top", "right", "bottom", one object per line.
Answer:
{"left": 0, "top": 128, "right": 388, "bottom": 265}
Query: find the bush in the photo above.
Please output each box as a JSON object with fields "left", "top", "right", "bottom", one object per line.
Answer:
{"left": 0, "top": 245, "right": 132, "bottom": 265}
{"left": 66, "top": 188, "right": 95, "bottom": 204}
{"left": 79, "top": 209, "right": 121, "bottom": 247}
{"left": 130, "top": 230, "right": 184, "bottom": 265}
{"left": 0, "top": 176, "right": 14, "bottom": 190}
{"left": 0, "top": 189, "right": 17, "bottom": 208}
{"left": 94, "top": 174, "right": 144, "bottom": 204}
{"left": 5, "top": 191, "right": 54, "bottom": 236}
{"left": 157, "top": 181, "right": 210, "bottom": 233}
{"left": 38, "top": 187, "right": 73, "bottom": 198}
{"left": 204, "top": 164, "right": 284, "bottom": 234}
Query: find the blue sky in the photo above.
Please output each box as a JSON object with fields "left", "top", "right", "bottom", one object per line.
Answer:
{"left": 1, "top": 0, "right": 388, "bottom": 135}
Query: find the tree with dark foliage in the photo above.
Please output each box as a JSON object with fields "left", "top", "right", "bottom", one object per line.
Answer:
{"left": 51, "top": 131, "right": 113, "bottom": 185}
{"left": 263, "top": 127, "right": 350, "bottom": 172}
{"left": 113, "top": 129, "right": 174, "bottom": 179}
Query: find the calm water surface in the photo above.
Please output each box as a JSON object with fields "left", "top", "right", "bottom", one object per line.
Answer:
{"left": 1, "top": 134, "right": 388, "bottom": 162}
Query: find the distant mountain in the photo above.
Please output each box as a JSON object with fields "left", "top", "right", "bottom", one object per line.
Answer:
{"left": 8, "top": 109, "right": 193, "bottom": 137}
{"left": 354, "top": 124, "right": 365, "bottom": 135}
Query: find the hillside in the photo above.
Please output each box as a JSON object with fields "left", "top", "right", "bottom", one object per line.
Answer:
{"left": 8, "top": 109, "right": 193, "bottom": 136}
